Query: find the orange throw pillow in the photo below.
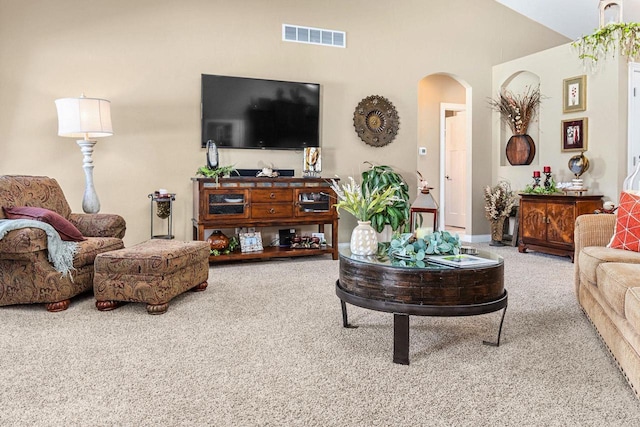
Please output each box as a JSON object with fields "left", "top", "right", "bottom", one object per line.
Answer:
{"left": 609, "top": 191, "right": 640, "bottom": 252}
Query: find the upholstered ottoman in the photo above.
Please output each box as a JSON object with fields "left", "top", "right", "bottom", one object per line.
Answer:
{"left": 93, "top": 240, "right": 210, "bottom": 314}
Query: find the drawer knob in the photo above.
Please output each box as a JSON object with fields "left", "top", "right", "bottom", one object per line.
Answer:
{"left": 269, "top": 208, "right": 276, "bottom": 214}
{"left": 270, "top": 193, "right": 276, "bottom": 199}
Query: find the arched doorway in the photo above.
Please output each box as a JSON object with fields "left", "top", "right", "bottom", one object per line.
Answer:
{"left": 417, "top": 74, "right": 472, "bottom": 238}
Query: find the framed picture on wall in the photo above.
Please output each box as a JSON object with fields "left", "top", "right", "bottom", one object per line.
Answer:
{"left": 563, "top": 75, "right": 587, "bottom": 113}
{"left": 561, "top": 118, "right": 588, "bottom": 151}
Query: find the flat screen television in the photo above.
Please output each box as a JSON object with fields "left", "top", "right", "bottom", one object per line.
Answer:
{"left": 201, "top": 74, "right": 320, "bottom": 150}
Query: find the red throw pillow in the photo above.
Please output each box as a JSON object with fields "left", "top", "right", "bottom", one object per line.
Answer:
{"left": 3, "top": 206, "right": 86, "bottom": 242}
{"left": 609, "top": 191, "right": 640, "bottom": 252}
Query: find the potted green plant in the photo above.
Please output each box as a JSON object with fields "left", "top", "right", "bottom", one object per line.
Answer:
{"left": 195, "top": 165, "right": 238, "bottom": 184}
{"left": 360, "top": 162, "right": 411, "bottom": 234}
{"left": 329, "top": 176, "right": 399, "bottom": 255}
{"left": 573, "top": 22, "right": 640, "bottom": 68}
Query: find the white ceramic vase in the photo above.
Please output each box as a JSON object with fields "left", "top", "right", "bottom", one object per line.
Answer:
{"left": 350, "top": 220, "right": 378, "bottom": 255}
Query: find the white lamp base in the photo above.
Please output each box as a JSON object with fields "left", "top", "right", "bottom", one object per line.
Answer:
{"left": 77, "top": 140, "right": 100, "bottom": 214}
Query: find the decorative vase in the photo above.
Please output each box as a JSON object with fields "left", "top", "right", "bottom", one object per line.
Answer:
{"left": 350, "top": 221, "right": 378, "bottom": 255}
{"left": 207, "top": 230, "right": 229, "bottom": 250}
{"left": 490, "top": 217, "right": 506, "bottom": 246}
{"left": 156, "top": 201, "right": 171, "bottom": 219}
{"left": 505, "top": 134, "right": 535, "bottom": 166}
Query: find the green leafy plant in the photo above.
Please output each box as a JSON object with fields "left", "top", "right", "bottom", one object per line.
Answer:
{"left": 523, "top": 178, "right": 560, "bottom": 195}
{"left": 329, "top": 176, "right": 399, "bottom": 222}
{"left": 572, "top": 22, "right": 640, "bottom": 68}
{"left": 196, "top": 165, "right": 238, "bottom": 179}
{"left": 388, "top": 231, "right": 461, "bottom": 268}
{"left": 360, "top": 162, "right": 410, "bottom": 233}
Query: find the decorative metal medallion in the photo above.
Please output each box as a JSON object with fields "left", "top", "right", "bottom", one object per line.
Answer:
{"left": 353, "top": 95, "right": 400, "bottom": 147}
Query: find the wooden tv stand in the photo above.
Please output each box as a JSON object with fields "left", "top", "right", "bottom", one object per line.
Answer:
{"left": 192, "top": 177, "right": 339, "bottom": 262}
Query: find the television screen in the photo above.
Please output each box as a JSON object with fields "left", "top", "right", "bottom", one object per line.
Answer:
{"left": 201, "top": 74, "right": 320, "bottom": 150}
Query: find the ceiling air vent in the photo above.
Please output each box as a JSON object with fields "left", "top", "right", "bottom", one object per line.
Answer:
{"left": 282, "top": 24, "right": 346, "bottom": 48}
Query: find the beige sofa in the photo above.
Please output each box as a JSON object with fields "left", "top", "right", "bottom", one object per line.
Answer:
{"left": 574, "top": 213, "right": 640, "bottom": 398}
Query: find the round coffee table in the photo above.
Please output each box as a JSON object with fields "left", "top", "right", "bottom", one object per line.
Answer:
{"left": 336, "top": 243, "right": 507, "bottom": 364}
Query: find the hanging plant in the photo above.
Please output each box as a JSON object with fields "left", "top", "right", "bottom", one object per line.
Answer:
{"left": 572, "top": 22, "right": 640, "bottom": 68}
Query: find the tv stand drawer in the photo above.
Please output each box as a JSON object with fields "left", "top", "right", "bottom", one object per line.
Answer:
{"left": 250, "top": 203, "right": 293, "bottom": 219}
{"left": 252, "top": 189, "right": 292, "bottom": 203}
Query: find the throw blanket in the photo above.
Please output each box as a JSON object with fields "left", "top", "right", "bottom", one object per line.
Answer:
{"left": 0, "top": 219, "right": 78, "bottom": 277}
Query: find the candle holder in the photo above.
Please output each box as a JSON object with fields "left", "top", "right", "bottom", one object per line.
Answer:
{"left": 544, "top": 172, "right": 552, "bottom": 190}
{"left": 531, "top": 174, "right": 541, "bottom": 189}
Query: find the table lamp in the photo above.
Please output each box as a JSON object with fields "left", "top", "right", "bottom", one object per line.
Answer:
{"left": 55, "top": 94, "right": 113, "bottom": 213}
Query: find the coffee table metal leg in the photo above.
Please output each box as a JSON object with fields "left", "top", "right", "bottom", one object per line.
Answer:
{"left": 393, "top": 313, "right": 410, "bottom": 365}
{"left": 483, "top": 304, "right": 508, "bottom": 347}
{"left": 340, "top": 300, "right": 358, "bottom": 329}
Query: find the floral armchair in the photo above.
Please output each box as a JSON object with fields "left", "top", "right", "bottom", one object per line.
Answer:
{"left": 0, "top": 175, "right": 126, "bottom": 311}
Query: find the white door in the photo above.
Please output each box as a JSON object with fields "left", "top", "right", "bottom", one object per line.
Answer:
{"left": 629, "top": 63, "right": 640, "bottom": 174}
{"left": 445, "top": 111, "right": 466, "bottom": 228}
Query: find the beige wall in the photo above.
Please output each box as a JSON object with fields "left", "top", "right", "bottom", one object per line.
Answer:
{"left": 492, "top": 43, "right": 628, "bottom": 205}
{"left": 0, "top": 0, "right": 568, "bottom": 245}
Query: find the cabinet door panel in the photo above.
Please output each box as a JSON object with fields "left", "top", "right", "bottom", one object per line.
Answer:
{"left": 521, "top": 200, "right": 547, "bottom": 241}
{"left": 204, "top": 190, "right": 250, "bottom": 220}
{"left": 547, "top": 202, "right": 575, "bottom": 245}
{"left": 295, "top": 188, "right": 333, "bottom": 218}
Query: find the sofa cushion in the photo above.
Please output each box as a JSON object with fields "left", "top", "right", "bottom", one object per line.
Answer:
{"left": 609, "top": 191, "right": 640, "bottom": 252}
{"left": 94, "top": 240, "right": 209, "bottom": 275}
{"left": 626, "top": 287, "right": 640, "bottom": 335}
{"left": 597, "top": 263, "right": 640, "bottom": 317}
{"left": 3, "top": 206, "right": 86, "bottom": 242}
{"left": 578, "top": 246, "right": 640, "bottom": 286}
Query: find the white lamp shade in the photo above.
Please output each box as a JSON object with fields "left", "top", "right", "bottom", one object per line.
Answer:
{"left": 55, "top": 96, "right": 113, "bottom": 138}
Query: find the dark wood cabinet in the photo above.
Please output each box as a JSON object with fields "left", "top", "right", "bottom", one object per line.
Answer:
{"left": 518, "top": 193, "right": 602, "bottom": 261}
{"left": 192, "top": 177, "right": 339, "bottom": 262}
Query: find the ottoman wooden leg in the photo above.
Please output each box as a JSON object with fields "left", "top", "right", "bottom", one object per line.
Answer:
{"left": 45, "top": 299, "right": 70, "bottom": 312}
{"left": 96, "top": 300, "right": 125, "bottom": 311}
{"left": 191, "top": 281, "right": 208, "bottom": 292}
{"left": 146, "top": 302, "right": 169, "bottom": 315}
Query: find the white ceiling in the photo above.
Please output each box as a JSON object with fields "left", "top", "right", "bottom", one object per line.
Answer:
{"left": 496, "top": 0, "right": 640, "bottom": 40}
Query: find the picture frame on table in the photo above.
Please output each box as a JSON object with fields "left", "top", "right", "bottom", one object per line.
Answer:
{"left": 303, "top": 147, "right": 321, "bottom": 177}
{"left": 561, "top": 118, "right": 588, "bottom": 152}
{"left": 239, "top": 232, "right": 263, "bottom": 253}
{"left": 563, "top": 75, "right": 587, "bottom": 113}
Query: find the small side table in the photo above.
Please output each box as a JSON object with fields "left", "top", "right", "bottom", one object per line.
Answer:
{"left": 149, "top": 193, "right": 175, "bottom": 239}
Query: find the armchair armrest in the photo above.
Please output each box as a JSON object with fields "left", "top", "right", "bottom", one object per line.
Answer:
{"left": 574, "top": 213, "right": 616, "bottom": 257}
{"left": 574, "top": 214, "right": 616, "bottom": 295}
{"left": 0, "top": 227, "right": 48, "bottom": 256}
{"left": 69, "top": 213, "right": 126, "bottom": 239}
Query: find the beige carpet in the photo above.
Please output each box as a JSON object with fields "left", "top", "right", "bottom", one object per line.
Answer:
{"left": 0, "top": 243, "right": 639, "bottom": 426}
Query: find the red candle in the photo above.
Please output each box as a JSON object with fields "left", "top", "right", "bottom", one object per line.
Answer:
{"left": 543, "top": 166, "right": 551, "bottom": 173}
{"left": 533, "top": 171, "right": 541, "bottom": 178}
